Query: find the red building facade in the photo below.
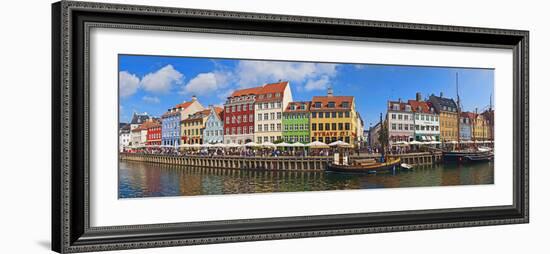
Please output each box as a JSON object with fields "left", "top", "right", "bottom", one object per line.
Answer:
{"left": 223, "top": 87, "right": 260, "bottom": 144}
{"left": 144, "top": 120, "right": 162, "bottom": 145}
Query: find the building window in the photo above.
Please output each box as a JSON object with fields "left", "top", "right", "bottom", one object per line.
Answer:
{"left": 332, "top": 123, "right": 337, "bottom": 131}
{"left": 243, "top": 115, "right": 247, "bottom": 123}
{"left": 264, "top": 113, "right": 269, "bottom": 120}
{"left": 319, "top": 112, "right": 324, "bottom": 118}
{"left": 325, "top": 112, "right": 330, "bottom": 118}
{"left": 312, "top": 112, "right": 317, "bottom": 118}
{"left": 328, "top": 102, "right": 335, "bottom": 108}
{"left": 319, "top": 124, "right": 324, "bottom": 131}
{"left": 270, "top": 112, "right": 275, "bottom": 120}
{"left": 392, "top": 123, "right": 396, "bottom": 130}
{"left": 392, "top": 114, "right": 396, "bottom": 119}
{"left": 270, "top": 124, "right": 275, "bottom": 131}
{"left": 345, "top": 123, "right": 350, "bottom": 130}
{"left": 277, "top": 112, "right": 281, "bottom": 119}
{"left": 249, "top": 126, "right": 254, "bottom": 133}
{"left": 325, "top": 123, "right": 330, "bottom": 130}
{"left": 264, "top": 124, "right": 268, "bottom": 132}
{"left": 398, "top": 114, "right": 403, "bottom": 120}
{"left": 312, "top": 124, "right": 317, "bottom": 131}
{"left": 345, "top": 112, "right": 350, "bottom": 118}
{"left": 277, "top": 123, "right": 281, "bottom": 131}
{"left": 315, "top": 102, "right": 322, "bottom": 108}
{"left": 338, "top": 112, "right": 343, "bottom": 118}
{"left": 258, "top": 124, "right": 262, "bottom": 132}
{"left": 332, "top": 112, "right": 337, "bottom": 118}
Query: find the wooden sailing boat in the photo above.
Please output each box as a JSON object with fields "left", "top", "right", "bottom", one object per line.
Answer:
{"left": 326, "top": 113, "right": 403, "bottom": 174}
{"left": 442, "top": 73, "right": 493, "bottom": 163}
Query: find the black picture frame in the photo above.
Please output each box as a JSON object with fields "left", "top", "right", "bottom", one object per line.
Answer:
{"left": 51, "top": 1, "right": 529, "bottom": 253}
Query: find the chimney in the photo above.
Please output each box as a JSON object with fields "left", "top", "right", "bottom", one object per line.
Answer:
{"left": 191, "top": 95, "right": 197, "bottom": 101}
{"left": 440, "top": 92, "right": 443, "bottom": 98}
{"left": 327, "top": 86, "right": 334, "bottom": 97}
{"left": 416, "top": 92, "right": 422, "bottom": 101}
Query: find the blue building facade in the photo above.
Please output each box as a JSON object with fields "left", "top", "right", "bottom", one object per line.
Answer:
{"left": 161, "top": 111, "right": 181, "bottom": 146}
{"left": 459, "top": 113, "right": 472, "bottom": 141}
{"left": 203, "top": 107, "right": 224, "bottom": 144}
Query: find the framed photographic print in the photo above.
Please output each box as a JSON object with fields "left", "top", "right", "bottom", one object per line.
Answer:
{"left": 52, "top": 1, "right": 529, "bottom": 253}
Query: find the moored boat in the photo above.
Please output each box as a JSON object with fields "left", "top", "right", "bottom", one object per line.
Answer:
{"left": 327, "top": 157, "right": 401, "bottom": 174}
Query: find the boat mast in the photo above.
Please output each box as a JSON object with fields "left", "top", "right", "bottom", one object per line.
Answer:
{"left": 456, "top": 72, "right": 461, "bottom": 150}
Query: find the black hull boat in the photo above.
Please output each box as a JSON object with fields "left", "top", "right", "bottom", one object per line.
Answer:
{"left": 327, "top": 157, "right": 402, "bottom": 174}
{"left": 443, "top": 150, "right": 493, "bottom": 163}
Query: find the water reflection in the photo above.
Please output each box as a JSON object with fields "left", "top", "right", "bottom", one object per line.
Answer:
{"left": 118, "top": 161, "right": 494, "bottom": 198}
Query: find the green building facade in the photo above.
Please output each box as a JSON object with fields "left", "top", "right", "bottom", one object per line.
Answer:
{"left": 282, "top": 102, "right": 311, "bottom": 143}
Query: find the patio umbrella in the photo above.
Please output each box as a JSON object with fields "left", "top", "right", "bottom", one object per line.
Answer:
{"left": 288, "top": 142, "right": 306, "bottom": 147}
{"left": 306, "top": 141, "right": 329, "bottom": 148}
{"left": 275, "top": 142, "right": 291, "bottom": 147}
{"left": 261, "top": 141, "right": 276, "bottom": 147}
{"left": 244, "top": 141, "right": 260, "bottom": 147}
{"left": 329, "top": 140, "right": 351, "bottom": 147}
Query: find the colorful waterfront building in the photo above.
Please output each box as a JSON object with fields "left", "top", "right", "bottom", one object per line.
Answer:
{"left": 129, "top": 112, "right": 150, "bottom": 131}
{"left": 387, "top": 99, "right": 414, "bottom": 146}
{"left": 223, "top": 87, "right": 260, "bottom": 144}
{"left": 310, "top": 88, "right": 357, "bottom": 145}
{"left": 472, "top": 111, "right": 490, "bottom": 141}
{"left": 203, "top": 106, "right": 225, "bottom": 144}
{"left": 161, "top": 96, "right": 204, "bottom": 146}
{"left": 119, "top": 124, "right": 131, "bottom": 152}
{"left": 429, "top": 93, "right": 459, "bottom": 143}
{"left": 144, "top": 119, "right": 162, "bottom": 146}
{"left": 408, "top": 95, "right": 440, "bottom": 142}
{"left": 253, "top": 81, "right": 293, "bottom": 143}
{"left": 460, "top": 112, "right": 475, "bottom": 141}
{"left": 131, "top": 124, "right": 148, "bottom": 147}
{"left": 181, "top": 109, "right": 212, "bottom": 144}
{"left": 282, "top": 101, "right": 311, "bottom": 143}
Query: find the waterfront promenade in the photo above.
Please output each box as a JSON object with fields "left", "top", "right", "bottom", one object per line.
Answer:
{"left": 120, "top": 152, "right": 442, "bottom": 171}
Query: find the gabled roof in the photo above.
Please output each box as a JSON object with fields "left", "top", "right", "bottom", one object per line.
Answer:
{"left": 130, "top": 113, "right": 150, "bottom": 125}
{"left": 176, "top": 101, "right": 193, "bottom": 109}
{"left": 310, "top": 96, "right": 354, "bottom": 111}
{"left": 284, "top": 101, "right": 311, "bottom": 113}
{"left": 408, "top": 100, "right": 435, "bottom": 114}
{"left": 461, "top": 112, "right": 477, "bottom": 119}
{"left": 182, "top": 109, "right": 211, "bottom": 122}
{"left": 428, "top": 95, "right": 458, "bottom": 113}
{"left": 230, "top": 87, "right": 263, "bottom": 97}
{"left": 387, "top": 101, "right": 411, "bottom": 112}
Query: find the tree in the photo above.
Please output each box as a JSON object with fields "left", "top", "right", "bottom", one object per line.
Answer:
{"left": 378, "top": 119, "right": 389, "bottom": 155}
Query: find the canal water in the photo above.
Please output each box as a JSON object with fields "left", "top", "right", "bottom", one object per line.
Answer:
{"left": 119, "top": 160, "right": 494, "bottom": 198}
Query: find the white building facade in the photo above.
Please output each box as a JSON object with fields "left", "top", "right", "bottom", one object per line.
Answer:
{"left": 387, "top": 100, "right": 415, "bottom": 146}
{"left": 254, "top": 82, "right": 293, "bottom": 143}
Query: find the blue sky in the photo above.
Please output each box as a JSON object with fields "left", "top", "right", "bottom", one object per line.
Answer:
{"left": 119, "top": 54, "right": 494, "bottom": 127}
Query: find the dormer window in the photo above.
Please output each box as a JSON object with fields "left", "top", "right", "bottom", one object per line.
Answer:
{"left": 328, "top": 102, "right": 335, "bottom": 108}
{"left": 267, "top": 93, "right": 272, "bottom": 98}
{"left": 315, "top": 102, "right": 322, "bottom": 108}
{"left": 290, "top": 104, "right": 296, "bottom": 110}
{"left": 393, "top": 104, "right": 399, "bottom": 110}
{"left": 342, "top": 102, "right": 349, "bottom": 108}
{"left": 275, "top": 93, "right": 281, "bottom": 97}
{"left": 259, "top": 94, "right": 264, "bottom": 99}
{"left": 405, "top": 105, "right": 412, "bottom": 111}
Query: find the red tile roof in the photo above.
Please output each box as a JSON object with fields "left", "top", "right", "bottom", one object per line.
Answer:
{"left": 461, "top": 112, "right": 477, "bottom": 119}
{"left": 408, "top": 100, "right": 435, "bottom": 114}
{"left": 230, "top": 87, "right": 262, "bottom": 97}
{"left": 387, "top": 101, "right": 410, "bottom": 111}
{"left": 284, "top": 101, "right": 311, "bottom": 112}
{"left": 310, "top": 96, "right": 354, "bottom": 111}
{"left": 176, "top": 101, "right": 193, "bottom": 109}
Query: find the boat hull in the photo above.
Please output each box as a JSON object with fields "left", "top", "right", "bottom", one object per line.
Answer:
{"left": 326, "top": 159, "right": 401, "bottom": 174}
{"left": 443, "top": 151, "right": 493, "bottom": 163}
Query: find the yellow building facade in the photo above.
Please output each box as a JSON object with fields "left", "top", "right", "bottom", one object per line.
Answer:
{"left": 472, "top": 114, "right": 490, "bottom": 141}
{"left": 181, "top": 109, "right": 210, "bottom": 144}
{"left": 309, "top": 93, "right": 358, "bottom": 146}
{"left": 439, "top": 111, "right": 459, "bottom": 142}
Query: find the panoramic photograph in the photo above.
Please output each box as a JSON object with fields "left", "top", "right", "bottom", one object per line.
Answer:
{"left": 118, "top": 54, "right": 495, "bottom": 198}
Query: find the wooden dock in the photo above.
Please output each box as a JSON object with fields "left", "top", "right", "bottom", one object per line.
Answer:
{"left": 120, "top": 152, "right": 442, "bottom": 171}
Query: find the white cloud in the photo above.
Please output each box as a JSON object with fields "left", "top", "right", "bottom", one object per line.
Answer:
{"left": 142, "top": 95, "right": 160, "bottom": 104}
{"left": 235, "top": 60, "right": 338, "bottom": 88}
{"left": 119, "top": 71, "right": 140, "bottom": 97}
{"left": 140, "top": 65, "right": 183, "bottom": 94}
{"left": 304, "top": 75, "right": 331, "bottom": 91}
{"left": 183, "top": 72, "right": 230, "bottom": 96}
